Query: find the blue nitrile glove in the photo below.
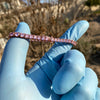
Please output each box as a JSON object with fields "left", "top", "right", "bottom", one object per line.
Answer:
{"left": 0, "top": 20, "right": 100, "bottom": 100}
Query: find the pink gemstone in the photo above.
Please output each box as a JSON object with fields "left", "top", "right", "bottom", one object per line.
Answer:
{"left": 37, "top": 36, "right": 41, "bottom": 40}
{"left": 51, "top": 37, "right": 55, "bottom": 42}
{"left": 73, "top": 41, "right": 76, "bottom": 45}
{"left": 63, "top": 39, "right": 65, "bottom": 42}
{"left": 73, "top": 41, "right": 76, "bottom": 46}
{"left": 71, "top": 40, "right": 73, "bottom": 43}
{"left": 41, "top": 36, "right": 45, "bottom": 40}
{"left": 69, "top": 40, "right": 71, "bottom": 43}
{"left": 54, "top": 38, "right": 58, "bottom": 42}
{"left": 33, "top": 35, "right": 37, "bottom": 39}
{"left": 60, "top": 39, "right": 63, "bottom": 42}
{"left": 37, "top": 36, "right": 41, "bottom": 41}
{"left": 25, "top": 34, "right": 29, "bottom": 38}
{"left": 67, "top": 40, "right": 69, "bottom": 43}
{"left": 9, "top": 32, "right": 14, "bottom": 37}
{"left": 63, "top": 39, "right": 66, "bottom": 42}
{"left": 74, "top": 42, "right": 77, "bottom": 45}
{"left": 57, "top": 38, "right": 60, "bottom": 42}
{"left": 15, "top": 32, "right": 19, "bottom": 37}
{"left": 45, "top": 36, "right": 50, "bottom": 41}
{"left": 67, "top": 40, "right": 70, "bottom": 43}
{"left": 20, "top": 33, "right": 25, "bottom": 38}
{"left": 30, "top": 35, "right": 34, "bottom": 39}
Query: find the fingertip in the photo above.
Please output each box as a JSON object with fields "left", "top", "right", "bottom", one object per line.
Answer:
{"left": 61, "top": 20, "right": 89, "bottom": 41}
{"left": 61, "top": 68, "right": 98, "bottom": 100}
{"left": 77, "top": 68, "right": 98, "bottom": 100}
{"left": 53, "top": 50, "right": 86, "bottom": 94}
{"left": 77, "top": 20, "right": 89, "bottom": 27}
{"left": 77, "top": 20, "right": 89, "bottom": 38}
{"left": 79, "top": 67, "right": 98, "bottom": 91}
{"left": 73, "top": 20, "right": 89, "bottom": 40}
{"left": 85, "top": 68, "right": 98, "bottom": 85}
{"left": 61, "top": 49, "right": 86, "bottom": 67}
{"left": 15, "top": 22, "right": 31, "bottom": 34}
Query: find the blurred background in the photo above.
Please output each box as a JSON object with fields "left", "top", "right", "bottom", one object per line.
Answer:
{"left": 0, "top": 0, "right": 100, "bottom": 86}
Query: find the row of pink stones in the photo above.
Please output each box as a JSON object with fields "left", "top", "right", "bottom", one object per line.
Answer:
{"left": 9, "top": 32, "right": 77, "bottom": 46}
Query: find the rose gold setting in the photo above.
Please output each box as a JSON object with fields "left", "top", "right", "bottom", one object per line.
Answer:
{"left": 9, "top": 32, "right": 77, "bottom": 46}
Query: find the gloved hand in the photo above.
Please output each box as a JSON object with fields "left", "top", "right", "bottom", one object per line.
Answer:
{"left": 0, "top": 20, "right": 100, "bottom": 100}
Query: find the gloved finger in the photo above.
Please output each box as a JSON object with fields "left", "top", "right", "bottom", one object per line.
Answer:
{"left": 52, "top": 50, "right": 86, "bottom": 94}
{"left": 61, "top": 68, "right": 98, "bottom": 100}
{"left": 0, "top": 22, "right": 30, "bottom": 76}
{"left": 45, "top": 20, "right": 89, "bottom": 62}
{"left": 95, "top": 88, "right": 100, "bottom": 100}
{"left": 27, "top": 20, "right": 89, "bottom": 81}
